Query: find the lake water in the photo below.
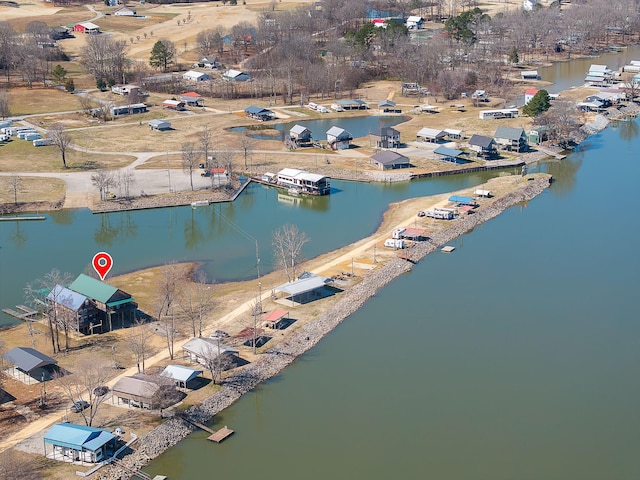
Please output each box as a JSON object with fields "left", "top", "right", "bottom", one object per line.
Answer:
{"left": 140, "top": 120, "right": 640, "bottom": 479}
{"left": 229, "top": 115, "right": 410, "bottom": 141}
{"left": 0, "top": 170, "right": 505, "bottom": 326}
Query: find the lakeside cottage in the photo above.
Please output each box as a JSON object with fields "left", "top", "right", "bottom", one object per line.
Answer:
{"left": 468, "top": 134, "right": 498, "bottom": 158}
{"left": 112, "top": 375, "right": 174, "bottom": 409}
{"left": 494, "top": 126, "right": 528, "bottom": 152}
{"left": 370, "top": 150, "right": 410, "bottom": 170}
{"left": 44, "top": 423, "right": 116, "bottom": 464}
{"left": 370, "top": 126, "right": 400, "bottom": 149}
{"left": 289, "top": 124, "right": 313, "bottom": 147}
{"left": 326, "top": 126, "right": 353, "bottom": 150}
{"left": 245, "top": 106, "right": 275, "bottom": 121}
{"left": 46, "top": 285, "right": 100, "bottom": 335}
{"left": 182, "top": 337, "right": 239, "bottom": 365}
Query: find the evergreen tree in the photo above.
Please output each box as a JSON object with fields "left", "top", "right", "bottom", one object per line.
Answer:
{"left": 149, "top": 40, "right": 176, "bottom": 72}
{"left": 52, "top": 64, "right": 67, "bottom": 85}
{"left": 96, "top": 78, "right": 106, "bottom": 91}
{"left": 523, "top": 89, "right": 551, "bottom": 117}
{"left": 64, "top": 78, "right": 75, "bottom": 93}
{"left": 508, "top": 46, "right": 519, "bottom": 64}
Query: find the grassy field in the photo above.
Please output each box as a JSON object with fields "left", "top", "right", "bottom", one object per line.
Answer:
{"left": 0, "top": 139, "right": 135, "bottom": 172}
{"left": 7, "top": 87, "right": 85, "bottom": 116}
{"left": 0, "top": 176, "right": 65, "bottom": 204}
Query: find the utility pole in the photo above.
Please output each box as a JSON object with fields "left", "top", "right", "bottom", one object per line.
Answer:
{"left": 166, "top": 152, "right": 171, "bottom": 192}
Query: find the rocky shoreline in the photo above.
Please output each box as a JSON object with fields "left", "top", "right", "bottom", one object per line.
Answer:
{"left": 95, "top": 175, "right": 552, "bottom": 480}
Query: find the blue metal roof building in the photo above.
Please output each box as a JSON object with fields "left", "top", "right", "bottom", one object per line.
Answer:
{"left": 448, "top": 195, "right": 478, "bottom": 206}
{"left": 44, "top": 423, "right": 116, "bottom": 464}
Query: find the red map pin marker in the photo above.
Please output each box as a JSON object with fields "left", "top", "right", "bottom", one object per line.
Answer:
{"left": 92, "top": 252, "right": 113, "bottom": 281}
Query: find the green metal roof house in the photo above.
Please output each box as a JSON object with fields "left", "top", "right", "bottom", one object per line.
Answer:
{"left": 68, "top": 274, "right": 137, "bottom": 331}
{"left": 43, "top": 423, "right": 116, "bottom": 464}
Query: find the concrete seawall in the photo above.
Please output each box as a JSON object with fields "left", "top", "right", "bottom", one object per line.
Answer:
{"left": 95, "top": 175, "right": 552, "bottom": 480}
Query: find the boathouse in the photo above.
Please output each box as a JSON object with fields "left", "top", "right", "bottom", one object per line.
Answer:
{"left": 43, "top": 423, "right": 116, "bottom": 464}
{"left": 276, "top": 168, "right": 331, "bottom": 195}
{"left": 68, "top": 274, "right": 137, "bottom": 331}
{"left": 245, "top": 106, "right": 275, "bottom": 121}
{"left": 2, "top": 347, "right": 59, "bottom": 384}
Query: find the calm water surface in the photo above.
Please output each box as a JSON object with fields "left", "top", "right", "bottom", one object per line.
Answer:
{"left": 142, "top": 121, "right": 640, "bottom": 479}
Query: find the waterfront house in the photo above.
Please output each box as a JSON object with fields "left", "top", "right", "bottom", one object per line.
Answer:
{"left": 370, "top": 151, "right": 410, "bottom": 170}
{"left": 370, "top": 126, "right": 400, "bottom": 149}
{"left": 289, "top": 124, "right": 313, "bottom": 146}
{"left": 494, "top": 126, "right": 528, "bottom": 152}
{"left": 162, "top": 99, "right": 185, "bottom": 111}
{"left": 2, "top": 347, "right": 59, "bottom": 384}
{"left": 149, "top": 119, "right": 171, "bottom": 131}
{"left": 277, "top": 168, "right": 331, "bottom": 195}
{"left": 43, "top": 423, "right": 116, "bottom": 464}
{"left": 47, "top": 285, "right": 100, "bottom": 335}
{"left": 245, "top": 106, "right": 275, "bottom": 121}
{"left": 223, "top": 69, "right": 251, "bottom": 81}
{"left": 183, "top": 70, "right": 210, "bottom": 83}
{"left": 416, "top": 127, "right": 446, "bottom": 143}
{"left": 433, "top": 146, "right": 467, "bottom": 163}
{"left": 326, "top": 126, "right": 353, "bottom": 150}
{"left": 180, "top": 92, "right": 204, "bottom": 107}
{"left": 160, "top": 365, "right": 203, "bottom": 389}
{"left": 468, "top": 134, "right": 498, "bottom": 158}
{"left": 68, "top": 274, "right": 137, "bottom": 331}
{"left": 182, "top": 337, "right": 239, "bottom": 366}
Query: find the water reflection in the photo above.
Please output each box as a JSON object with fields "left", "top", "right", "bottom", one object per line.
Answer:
{"left": 617, "top": 119, "right": 639, "bottom": 142}
{"left": 9, "top": 222, "right": 27, "bottom": 248}
{"left": 49, "top": 209, "right": 75, "bottom": 225}
{"left": 94, "top": 212, "right": 138, "bottom": 246}
{"left": 545, "top": 151, "right": 583, "bottom": 196}
{"left": 184, "top": 209, "right": 205, "bottom": 250}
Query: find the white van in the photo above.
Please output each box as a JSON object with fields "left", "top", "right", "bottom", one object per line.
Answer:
{"left": 307, "top": 102, "right": 318, "bottom": 111}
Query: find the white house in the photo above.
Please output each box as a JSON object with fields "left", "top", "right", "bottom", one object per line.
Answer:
{"left": 183, "top": 70, "right": 210, "bottom": 82}
{"left": 524, "top": 88, "right": 539, "bottom": 105}
{"left": 326, "top": 126, "right": 353, "bottom": 150}
{"left": 416, "top": 127, "right": 446, "bottom": 143}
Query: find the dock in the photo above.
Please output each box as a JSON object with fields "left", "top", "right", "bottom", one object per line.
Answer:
{"left": 207, "top": 427, "right": 235, "bottom": 443}
{"left": 441, "top": 246, "right": 456, "bottom": 253}
{"left": 0, "top": 216, "right": 46, "bottom": 222}
{"left": 2, "top": 304, "right": 40, "bottom": 320}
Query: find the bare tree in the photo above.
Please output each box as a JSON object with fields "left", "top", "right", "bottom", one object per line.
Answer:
{"left": 126, "top": 316, "right": 152, "bottom": 373}
{"left": 0, "top": 90, "right": 10, "bottom": 119}
{"left": 10, "top": 174, "right": 19, "bottom": 205}
{"left": 200, "top": 338, "right": 234, "bottom": 385}
{"left": 119, "top": 169, "right": 136, "bottom": 199}
{"left": 55, "top": 355, "right": 111, "bottom": 426}
{"left": 24, "top": 269, "right": 73, "bottom": 355}
{"left": 156, "top": 263, "right": 188, "bottom": 359}
{"left": 272, "top": 224, "right": 310, "bottom": 282}
{"left": 181, "top": 142, "right": 200, "bottom": 191}
{"left": 47, "top": 123, "right": 72, "bottom": 168}
{"left": 0, "top": 22, "right": 16, "bottom": 84}
{"left": 83, "top": 35, "right": 128, "bottom": 85}
{"left": 196, "top": 27, "right": 225, "bottom": 56}
{"left": 198, "top": 126, "right": 213, "bottom": 168}
{"left": 177, "top": 271, "right": 214, "bottom": 338}
{"left": 239, "top": 131, "right": 255, "bottom": 171}
{"left": 91, "top": 170, "right": 116, "bottom": 200}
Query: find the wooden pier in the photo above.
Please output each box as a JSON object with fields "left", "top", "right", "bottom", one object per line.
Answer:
{"left": 2, "top": 304, "right": 40, "bottom": 320}
{"left": 208, "top": 427, "right": 234, "bottom": 443}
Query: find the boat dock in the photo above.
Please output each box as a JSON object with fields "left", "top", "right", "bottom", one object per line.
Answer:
{"left": 177, "top": 413, "right": 234, "bottom": 443}
{"left": 0, "top": 216, "right": 46, "bottom": 222}
{"left": 2, "top": 304, "right": 40, "bottom": 320}
{"left": 208, "top": 427, "right": 234, "bottom": 443}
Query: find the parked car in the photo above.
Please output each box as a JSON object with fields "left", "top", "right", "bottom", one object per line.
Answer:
{"left": 70, "top": 400, "right": 89, "bottom": 413}
{"left": 93, "top": 386, "right": 109, "bottom": 397}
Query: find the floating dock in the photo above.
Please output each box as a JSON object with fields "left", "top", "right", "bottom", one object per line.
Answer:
{"left": 208, "top": 427, "right": 234, "bottom": 443}
{"left": 441, "top": 246, "right": 456, "bottom": 253}
{"left": 0, "top": 216, "right": 46, "bottom": 222}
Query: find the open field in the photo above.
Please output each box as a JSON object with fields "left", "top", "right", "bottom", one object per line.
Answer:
{"left": 0, "top": 176, "right": 65, "bottom": 205}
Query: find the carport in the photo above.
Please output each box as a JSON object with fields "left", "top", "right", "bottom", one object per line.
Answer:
{"left": 2, "top": 347, "right": 58, "bottom": 384}
{"left": 275, "top": 274, "right": 333, "bottom": 306}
